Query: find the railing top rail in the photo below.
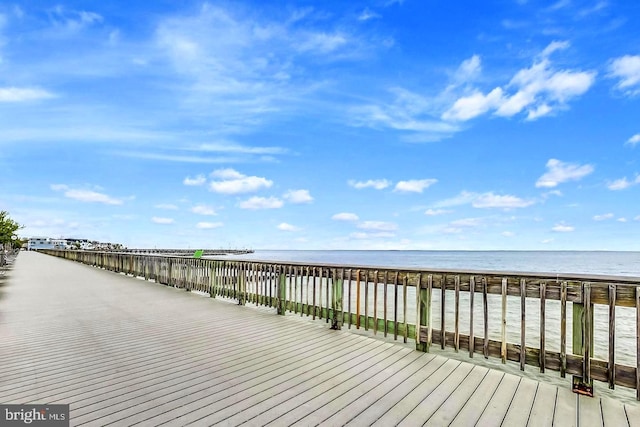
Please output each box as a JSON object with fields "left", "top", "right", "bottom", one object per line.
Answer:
{"left": 47, "top": 250, "right": 640, "bottom": 285}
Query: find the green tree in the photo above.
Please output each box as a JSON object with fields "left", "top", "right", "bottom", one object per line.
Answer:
{"left": 0, "top": 211, "right": 22, "bottom": 247}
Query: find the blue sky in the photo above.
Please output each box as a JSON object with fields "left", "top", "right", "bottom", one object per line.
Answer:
{"left": 1, "top": 0, "right": 640, "bottom": 250}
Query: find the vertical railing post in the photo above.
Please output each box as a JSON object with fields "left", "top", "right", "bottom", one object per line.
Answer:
{"left": 331, "top": 268, "right": 344, "bottom": 330}
{"left": 572, "top": 281, "right": 594, "bottom": 396}
{"left": 238, "top": 262, "right": 246, "bottom": 305}
{"left": 277, "top": 266, "right": 286, "bottom": 315}
{"left": 417, "top": 273, "right": 430, "bottom": 352}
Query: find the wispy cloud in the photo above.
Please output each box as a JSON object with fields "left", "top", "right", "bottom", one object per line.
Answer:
{"left": 424, "top": 209, "right": 451, "bottom": 216}
{"left": 593, "top": 213, "right": 614, "bottom": 221}
{"left": 472, "top": 193, "right": 535, "bottom": 209}
{"left": 552, "top": 223, "right": 574, "bottom": 232}
{"left": 358, "top": 8, "right": 381, "bottom": 21}
{"left": 155, "top": 203, "right": 178, "bottom": 210}
{"left": 349, "top": 231, "right": 396, "bottom": 239}
{"left": 348, "top": 179, "right": 391, "bottom": 190}
{"left": 394, "top": 179, "right": 438, "bottom": 193}
{"left": 152, "top": 217, "right": 174, "bottom": 224}
{"left": 191, "top": 205, "right": 216, "bottom": 215}
{"left": 443, "top": 42, "right": 596, "bottom": 121}
{"left": 432, "top": 191, "right": 534, "bottom": 209}
{"left": 0, "top": 87, "right": 55, "bottom": 102}
{"left": 626, "top": 134, "right": 640, "bottom": 147}
{"left": 277, "top": 222, "right": 301, "bottom": 231}
{"left": 332, "top": 212, "right": 359, "bottom": 221}
{"left": 536, "top": 159, "right": 594, "bottom": 188}
{"left": 608, "top": 55, "right": 640, "bottom": 96}
{"left": 283, "top": 189, "right": 313, "bottom": 204}
{"left": 209, "top": 168, "right": 272, "bottom": 194}
{"left": 51, "top": 184, "right": 125, "bottom": 205}
{"left": 183, "top": 175, "right": 206, "bottom": 186}
{"left": 357, "top": 221, "right": 398, "bottom": 231}
{"left": 607, "top": 175, "right": 640, "bottom": 190}
{"left": 238, "top": 196, "right": 283, "bottom": 210}
{"left": 196, "top": 221, "right": 223, "bottom": 229}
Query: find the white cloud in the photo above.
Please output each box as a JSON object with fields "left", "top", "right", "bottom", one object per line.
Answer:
{"left": 332, "top": 212, "right": 359, "bottom": 221}
{"left": 617, "top": 218, "right": 628, "bottom": 223}
{"left": 607, "top": 177, "right": 632, "bottom": 190}
{"left": 277, "top": 222, "right": 301, "bottom": 231}
{"left": 442, "top": 88, "right": 504, "bottom": 121}
{"left": 209, "top": 168, "right": 272, "bottom": 194}
{"left": 593, "top": 213, "right": 614, "bottom": 221}
{"left": 348, "top": 179, "right": 391, "bottom": 190}
{"left": 472, "top": 192, "right": 535, "bottom": 209}
{"left": 609, "top": 55, "right": 640, "bottom": 95}
{"left": 424, "top": 209, "right": 451, "bottom": 216}
{"left": 152, "top": 217, "right": 174, "bottom": 224}
{"left": 283, "top": 189, "right": 313, "bottom": 204}
{"left": 502, "top": 231, "right": 515, "bottom": 237}
{"left": 357, "top": 221, "right": 398, "bottom": 231}
{"left": 210, "top": 168, "right": 245, "bottom": 179}
{"left": 535, "top": 159, "right": 594, "bottom": 188}
{"left": 443, "top": 42, "right": 595, "bottom": 122}
{"left": 358, "top": 8, "right": 380, "bottom": 21}
{"left": 393, "top": 179, "right": 438, "bottom": 193}
{"left": 454, "top": 55, "right": 482, "bottom": 83}
{"left": 433, "top": 191, "right": 478, "bottom": 208}
{"left": 450, "top": 218, "right": 483, "bottom": 227}
{"left": 191, "top": 205, "right": 216, "bottom": 215}
{"left": 183, "top": 175, "right": 206, "bottom": 186}
{"left": 350, "top": 87, "right": 459, "bottom": 142}
{"left": 608, "top": 175, "right": 640, "bottom": 190}
{"left": 155, "top": 204, "right": 178, "bottom": 210}
{"left": 196, "top": 221, "right": 223, "bottom": 229}
{"left": 552, "top": 223, "right": 574, "bottom": 232}
{"left": 349, "top": 231, "right": 396, "bottom": 239}
{"left": 0, "top": 87, "right": 55, "bottom": 102}
{"left": 635, "top": 215, "right": 640, "bottom": 222}
{"left": 50, "top": 184, "right": 125, "bottom": 205}
{"left": 238, "top": 196, "right": 283, "bottom": 210}
{"left": 626, "top": 134, "right": 640, "bottom": 147}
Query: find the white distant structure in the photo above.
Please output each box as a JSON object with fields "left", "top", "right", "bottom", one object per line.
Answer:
{"left": 27, "top": 237, "right": 120, "bottom": 251}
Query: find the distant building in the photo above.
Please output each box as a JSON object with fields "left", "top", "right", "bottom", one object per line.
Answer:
{"left": 27, "top": 237, "right": 57, "bottom": 250}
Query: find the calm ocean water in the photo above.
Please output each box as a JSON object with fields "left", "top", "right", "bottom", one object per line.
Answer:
{"left": 230, "top": 250, "right": 640, "bottom": 278}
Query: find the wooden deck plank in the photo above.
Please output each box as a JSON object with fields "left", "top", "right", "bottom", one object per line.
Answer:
{"left": 70, "top": 330, "right": 364, "bottom": 422}
{"left": 625, "top": 402, "right": 640, "bottom": 427}
{"left": 107, "top": 339, "right": 395, "bottom": 426}
{"left": 369, "top": 358, "right": 463, "bottom": 426}
{"left": 579, "top": 395, "right": 604, "bottom": 427}
{"left": 600, "top": 397, "right": 631, "bottom": 427}
{"left": 553, "top": 386, "right": 577, "bottom": 427}
{"left": 475, "top": 373, "right": 522, "bottom": 426}
{"left": 318, "top": 353, "right": 440, "bottom": 427}
{"left": 501, "top": 377, "right": 539, "bottom": 426}
{"left": 74, "top": 334, "right": 380, "bottom": 426}
{"left": 289, "top": 350, "right": 427, "bottom": 427}
{"left": 418, "top": 365, "right": 489, "bottom": 426}
{"left": 527, "top": 381, "right": 558, "bottom": 427}
{"left": 449, "top": 369, "right": 505, "bottom": 427}
{"left": 343, "top": 356, "right": 451, "bottom": 426}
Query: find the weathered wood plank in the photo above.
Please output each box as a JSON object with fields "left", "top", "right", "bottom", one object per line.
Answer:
{"left": 578, "top": 394, "right": 604, "bottom": 427}
{"left": 553, "top": 386, "right": 577, "bottom": 427}
{"left": 500, "top": 377, "right": 539, "bottom": 426}
{"left": 600, "top": 397, "right": 630, "bottom": 427}
{"left": 474, "top": 373, "right": 521, "bottom": 426}
{"left": 527, "top": 381, "right": 557, "bottom": 427}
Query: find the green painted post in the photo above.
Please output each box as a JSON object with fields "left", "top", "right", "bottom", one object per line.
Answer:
{"left": 238, "top": 263, "right": 246, "bottom": 305}
{"left": 417, "top": 274, "right": 430, "bottom": 352}
{"left": 331, "top": 269, "right": 344, "bottom": 330}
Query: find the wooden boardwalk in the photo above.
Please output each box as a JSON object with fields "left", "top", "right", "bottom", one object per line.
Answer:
{"left": 1, "top": 252, "right": 639, "bottom": 426}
